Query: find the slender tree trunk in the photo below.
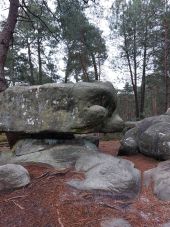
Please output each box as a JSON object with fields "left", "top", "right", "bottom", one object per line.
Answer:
{"left": 152, "top": 85, "right": 157, "bottom": 115}
{"left": 0, "top": 0, "right": 19, "bottom": 92}
{"left": 140, "top": 46, "right": 147, "bottom": 118}
{"left": 27, "top": 39, "right": 34, "bottom": 85}
{"left": 65, "top": 48, "right": 71, "bottom": 83}
{"left": 75, "top": 74, "right": 79, "bottom": 82}
{"left": 125, "top": 43, "right": 139, "bottom": 119}
{"left": 164, "top": 18, "right": 168, "bottom": 111}
{"left": 79, "top": 54, "right": 89, "bottom": 82}
{"left": 37, "top": 29, "right": 42, "bottom": 84}
{"left": 98, "top": 58, "right": 101, "bottom": 81}
{"left": 65, "top": 62, "right": 70, "bottom": 83}
{"left": 140, "top": 26, "right": 148, "bottom": 118}
{"left": 65, "top": 70, "right": 69, "bottom": 83}
{"left": 133, "top": 25, "right": 140, "bottom": 119}
{"left": 10, "top": 47, "right": 15, "bottom": 86}
{"left": 91, "top": 53, "right": 98, "bottom": 80}
{"left": 122, "top": 13, "right": 139, "bottom": 120}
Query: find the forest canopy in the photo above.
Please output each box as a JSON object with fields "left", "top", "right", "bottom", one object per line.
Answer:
{"left": 1, "top": 0, "right": 170, "bottom": 120}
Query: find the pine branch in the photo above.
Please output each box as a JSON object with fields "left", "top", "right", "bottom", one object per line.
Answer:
{"left": 22, "top": 0, "right": 59, "bottom": 42}
{"left": 19, "top": 4, "right": 35, "bottom": 30}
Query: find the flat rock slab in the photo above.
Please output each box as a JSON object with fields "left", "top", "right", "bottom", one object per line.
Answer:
{"left": 144, "top": 160, "right": 170, "bottom": 201}
{"left": 0, "top": 82, "right": 124, "bottom": 134}
{"left": 0, "top": 140, "right": 99, "bottom": 170}
{"left": 13, "top": 138, "right": 98, "bottom": 156}
{"left": 68, "top": 153, "right": 141, "bottom": 199}
{"left": 0, "top": 164, "right": 30, "bottom": 191}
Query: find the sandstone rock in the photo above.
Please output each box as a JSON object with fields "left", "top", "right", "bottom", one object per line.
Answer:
{"left": 101, "top": 218, "right": 132, "bottom": 227}
{"left": 0, "top": 82, "right": 124, "bottom": 134}
{"left": 162, "top": 222, "right": 170, "bottom": 227}
{"left": 119, "top": 127, "right": 138, "bottom": 155}
{"left": 68, "top": 153, "right": 141, "bottom": 199}
{"left": 0, "top": 164, "right": 30, "bottom": 191}
{"left": 13, "top": 138, "right": 90, "bottom": 156}
{"left": 75, "top": 134, "right": 100, "bottom": 147}
{"left": 138, "top": 122, "right": 170, "bottom": 159}
{"left": 0, "top": 140, "right": 98, "bottom": 170}
{"left": 119, "top": 113, "right": 170, "bottom": 160}
{"left": 125, "top": 121, "right": 140, "bottom": 130}
{"left": 144, "top": 161, "right": 170, "bottom": 201}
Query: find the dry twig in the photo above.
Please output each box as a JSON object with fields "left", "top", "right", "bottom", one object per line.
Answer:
{"left": 5, "top": 195, "right": 27, "bottom": 201}
{"left": 57, "top": 208, "right": 64, "bottom": 227}
{"left": 12, "top": 200, "right": 24, "bottom": 210}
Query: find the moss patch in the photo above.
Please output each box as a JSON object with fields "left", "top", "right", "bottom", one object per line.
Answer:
{"left": 100, "top": 132, "right": 123, "bottom": 141}
{"left": 0, "top": 133, "right": 8, "bottom": 143}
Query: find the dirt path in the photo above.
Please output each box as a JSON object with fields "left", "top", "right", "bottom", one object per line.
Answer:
{"left": 0, "top": 140, "right": 169, "bottom": 227}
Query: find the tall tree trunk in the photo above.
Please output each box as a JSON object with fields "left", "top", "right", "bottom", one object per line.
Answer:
{"left": 140, "top": 26, "right": 148, "bottom": 118}
{"left": 140, "top": 46, "right": 147, "bottom": 118}
{"left": 133, "top": 25, "right": 140, "bottom": 119}
{"left": 27, "top": 39, "right": 35, "bottom": 85}
{"left": 10, "top": 46, "right": 15, "bottom": 86}
{"left": 124, "top": 42, "right": 139, "bottom": 119}
{"left": 65, "top": 48, "right": 71, "bottom": 83}
{"left": 98, "top": 58, "right": 101, "bottom": 81}
{"left": 91, "top": 53, "right": 98, "bottom": 80}
{"left": 79, "top": 54, "right": 89, "bottom": 82}
{"left": 0, "top": 0, "right": 19, "bottom": 92}
{"left": 164, "top": 18, "right": 168, "bottom": 111}
{"left": 37, "top": 29, "right": 42, "bottom": 84}
{"left": 152, "top": 85, "right": 157, "bottom": 115}
{"left": 122, "top": 13, "right": 139, "bottom": 120}
{"left": 65, "top": 68, "right": 69, "bottom": 83}
{"left": 65, "top": 61, "right": 70, "bottom": 83}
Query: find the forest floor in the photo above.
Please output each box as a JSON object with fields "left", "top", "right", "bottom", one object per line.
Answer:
{"left": 0, "top": 138, "right": 170, "bottom": 227}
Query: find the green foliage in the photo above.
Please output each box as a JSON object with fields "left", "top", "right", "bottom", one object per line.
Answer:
{"left": 5, "top": 0, "right": 107, "bottom": 85}
{"left": 57, "top": 0, "right": 107, "bottom": 82}
{"left": 123, "top": 82, "right": 133, "bottom": 94}
{"left": 5, "top": 0, "right": 60, "bottom": 85}
{"left": 110, "top": 0, "right": 170, "bottom": 119}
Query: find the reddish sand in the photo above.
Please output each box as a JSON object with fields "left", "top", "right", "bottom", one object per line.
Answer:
{"left": 0, "top": 140, "right": 169, "bottom": 227}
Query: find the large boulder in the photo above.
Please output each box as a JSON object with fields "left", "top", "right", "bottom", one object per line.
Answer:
{"left": 119, "top": 127, "right": 138, "bottom": 155}
{"left": 67, "top": 153, "right": 141, "bottom": 199}
{"left": 119, "top": 113, "right": 170, "bottom": 160}
{"left": 144, "top": 161, "right": 170, "bottom": 201}
{"left": 0, "top": 82, "right": 124, "bottom": 134}
{"left": 0, "top": 164, "right": 30, "bottom": 191}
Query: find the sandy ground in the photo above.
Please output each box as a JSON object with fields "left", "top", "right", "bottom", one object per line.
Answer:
{"left": 0, "top": 140, "right": 169, "bottom": 227}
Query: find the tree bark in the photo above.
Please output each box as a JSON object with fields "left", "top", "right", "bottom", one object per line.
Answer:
{"left": 0, "top": 0, "right": 19, "bottom": 92}
{"left": 10, "top": 47, "right": 15, "bottom": 86}
{"left": 79, "top": 54, "right": 89, "bottom": 82}
{"left": 122, "top": 13, "right": 139, "bottom": 120}
{"left": 164, "top": 18, "right": 168, "bottom": 111}
{"left": 133, "top": 24, "right": 140, "bottom": 119}
{"left": 65, "top": 47, "right": 71, "bottom": 83}
{"left": 140, "top": 25, "right": 148, "bottom": 118}
{"left": 27, "top": 39, "right": 35, "bottom": 85}
{"left": 91, "top": 52, "right": 98, "bottom": 80}
{"left": 37, "top": 28, "right": 43, "bottom": 84}
{"left": 98, "top": 58, "right": 101, "bottom": 81}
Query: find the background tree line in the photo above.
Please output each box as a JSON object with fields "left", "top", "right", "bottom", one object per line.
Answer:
{"left": 1, "top": 0, "right": 170, "bottom": 121}
{"left": 111, "top": 0, "right": 170, "bottom": 120}
{"left": 0, "top": 0, "right": 106, "bottom": 89}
